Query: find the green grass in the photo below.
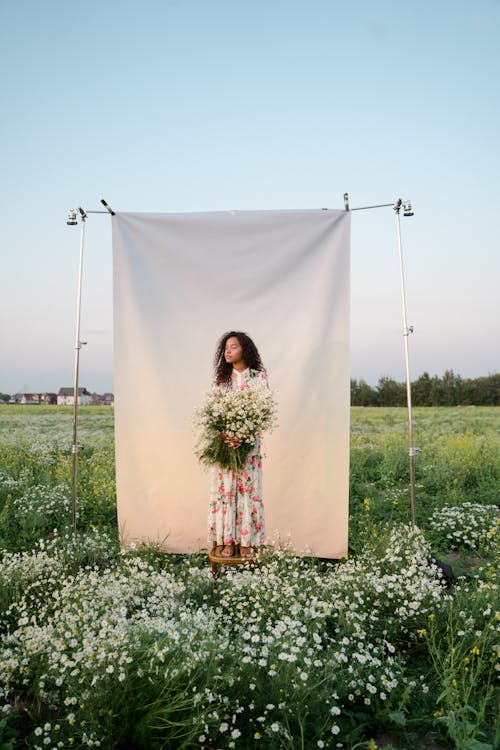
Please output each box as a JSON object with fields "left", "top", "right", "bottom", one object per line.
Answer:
{"left": 349, "top": 407, "right": 499, "bottom": 554}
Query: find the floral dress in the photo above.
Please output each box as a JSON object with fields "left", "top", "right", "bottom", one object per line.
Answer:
{"left": 207, "top": 367, "right": 268, "bottom": 548}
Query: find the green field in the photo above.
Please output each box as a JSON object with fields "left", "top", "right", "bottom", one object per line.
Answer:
{"left": 0, "top": 406, "right": 498, "bottom": 749}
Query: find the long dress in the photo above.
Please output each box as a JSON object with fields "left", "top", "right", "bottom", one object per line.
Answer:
{"left": 207, "top": 367, "right": 268, "bottom": 548}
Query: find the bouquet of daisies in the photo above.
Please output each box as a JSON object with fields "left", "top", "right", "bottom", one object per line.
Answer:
{"left": 195, "top": 383, "right": 278, "bottom": 472}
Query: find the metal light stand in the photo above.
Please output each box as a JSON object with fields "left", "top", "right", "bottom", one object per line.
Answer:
{"left": 71, "top": 208, "right": 87, "bottom": 536}
{"left": 394, "top": 200, "right": 417, "bottom": 528}
{"left": 67, "top": 200, "right": 115, "bottom": 537}
{"left": 344, "top": 193, "right": 417, "bottom": 528}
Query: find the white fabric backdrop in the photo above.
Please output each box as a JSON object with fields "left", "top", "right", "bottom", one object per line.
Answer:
{"left": 112, "top": 209, "right": 351, "bottom": 558}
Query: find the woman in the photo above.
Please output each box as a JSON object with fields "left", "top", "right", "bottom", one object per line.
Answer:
{"left": 208, "top": 331, "right": 268, "bottom": 558}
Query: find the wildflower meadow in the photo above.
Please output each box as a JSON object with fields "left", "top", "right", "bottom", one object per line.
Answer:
{"left": 0, "top": 405, "right": 498, "bottom": 750}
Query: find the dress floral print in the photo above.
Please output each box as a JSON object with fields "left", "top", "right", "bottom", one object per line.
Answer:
{"left": 208, "top": 368, "right": 268, "bottom": 548}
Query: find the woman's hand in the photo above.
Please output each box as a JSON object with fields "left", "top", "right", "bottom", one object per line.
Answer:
{"left": 220, "top": 432, "right": 242, "bottom": 449}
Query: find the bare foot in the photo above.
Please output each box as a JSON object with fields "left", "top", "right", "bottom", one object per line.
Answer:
{"left": 220, "top": 543, "right": 235, "bottom": 558}
{"left": 240, "top": 546, "right": 254, "bottom": 558}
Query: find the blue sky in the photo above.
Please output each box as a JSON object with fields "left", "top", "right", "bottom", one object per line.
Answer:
{"left": 1, "top": 0, "right": 499, "bottom": 393}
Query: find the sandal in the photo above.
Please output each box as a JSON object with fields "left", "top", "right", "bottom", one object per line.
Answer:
{"left": 220, "top": 543, "right": 235, "bottom": 558}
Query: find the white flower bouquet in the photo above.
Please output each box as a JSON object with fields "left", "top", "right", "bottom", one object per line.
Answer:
{"left": 195, "top": 383, "right": 277, "bottom": 472}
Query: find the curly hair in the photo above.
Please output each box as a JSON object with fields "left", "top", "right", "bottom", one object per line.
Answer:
{"left": 214, "top": 331, "right": 265, "bottom": 385}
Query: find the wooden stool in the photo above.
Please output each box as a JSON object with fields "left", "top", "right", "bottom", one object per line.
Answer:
{"left": 208, "top": 544, "right": 255, "bottom": 577}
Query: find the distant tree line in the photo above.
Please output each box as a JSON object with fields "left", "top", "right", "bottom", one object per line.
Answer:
{"left": 2, "top": 371, "right": 499, "bottom": 407}
{"left": 351, "top": 370, "right": 500, "bottom": 406}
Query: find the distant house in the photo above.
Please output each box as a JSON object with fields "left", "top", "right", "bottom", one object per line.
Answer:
{"left": 89, "top": 392, "right": 115, "bottom": 406}
{"left": 8, "top": 392, "right": 59, "bottom": 405}
{"left": 57, "top": 387, "right": 92, "bottom": 406}
{"left": 40, "top": 393, "right": 57, "bottom": 405}
{"left": 20, "top": 393, "right": 40, "bottom": 405}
